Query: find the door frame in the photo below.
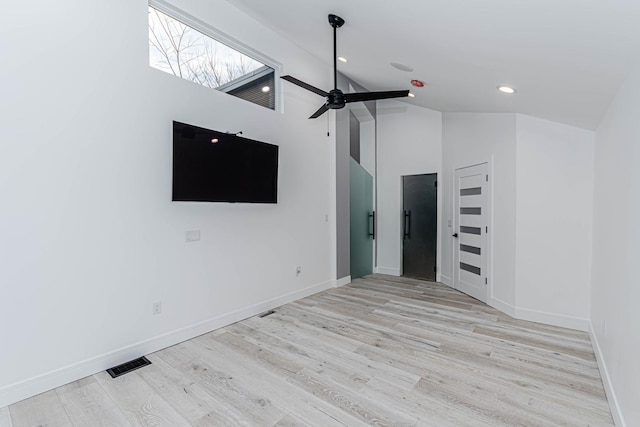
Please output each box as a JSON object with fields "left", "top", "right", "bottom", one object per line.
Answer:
{"left": 452, "top": 161, "right": 493, "bottom": 303}
{"left": 399, "top": 172, "right": 440, "bottom": 279}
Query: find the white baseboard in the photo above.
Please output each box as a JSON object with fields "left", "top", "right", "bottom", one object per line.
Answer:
{"left": 0, "top": 407, "right": 11, "bottom": 426}
{"left": 0, "top": 279, "right": 334, "bottom": 409}
{"left": 514, "top": 307, "right": 589, "bottom": 332}
{"left": 489, "top": 297, "right": 516, "bottom": 317}
{"left": 439, "top": 274, "right": 453, "bottom": 286}
{"left": 588, "top": 322, "right": 626, "bottom": 427}
{"left": 335, "top": 276, "right": 351, "bottom": 287}
{"left": 487, "top": 297, "right": 588, "bottom": 332}
{"left": 376, "top": 266, "right": 400, "bottom": 276}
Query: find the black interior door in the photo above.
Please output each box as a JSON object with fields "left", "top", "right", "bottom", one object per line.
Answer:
{"left": 402, "top": 173, "right": 437, "bottom": 280}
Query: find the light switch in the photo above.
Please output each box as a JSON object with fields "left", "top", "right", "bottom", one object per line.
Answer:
{"left": 185, "top": 230, "right": 201, "bottom": 242}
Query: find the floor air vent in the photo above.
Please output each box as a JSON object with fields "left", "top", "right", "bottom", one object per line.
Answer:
{"left": 257, "top": 310, "right": 276, "bottom": 318}
{"left": 106, "top": 356, "right": 151, "bottom": 378}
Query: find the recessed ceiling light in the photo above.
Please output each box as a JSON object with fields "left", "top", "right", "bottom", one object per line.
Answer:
{"left": 497, "top": 85, "right": 516, "bottom": 94}
{"left": 390, "top": 62, "right": 414, "bottom": 72}
{"left": 338, "top": 56, "right": 348, "bottom": 63}
{"left": 261, "top": 86, "right": 271, "bottom": 93}
{"left": 408, "top": 92, "right": 416, "bottom": 98}
{"left": 211, "top": 138, "right": 219, "bottom": 143}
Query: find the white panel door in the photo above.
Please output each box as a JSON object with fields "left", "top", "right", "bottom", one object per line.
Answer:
{"left": 454, "top": 163, "right": 488, "bottom": 302}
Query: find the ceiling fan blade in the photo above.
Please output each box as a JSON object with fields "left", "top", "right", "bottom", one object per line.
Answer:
{"left": 281, "top": 75, "right": 328, "bottom": 97}
{"left": 345, "top": 90, "right": 410, "bottom": 103}
{"left": 309, "top": 104, "right": 329, "bottom": 119}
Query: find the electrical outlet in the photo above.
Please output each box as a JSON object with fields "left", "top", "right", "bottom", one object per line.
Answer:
{"left": 296, "top": 266, "right": 301, "bottom": 276}
{"left": 325, "top": 214, "right": 329, "bottom": 222}
{"left": 185, "top": 230, "right": 201, "bottom": 242}
{"left": 152, "top": 301, "right": 162, "bottom": 315}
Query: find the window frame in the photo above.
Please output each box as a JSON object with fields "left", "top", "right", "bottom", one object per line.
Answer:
{"left": 148, "top": 0, "right": 283, "bottom": 113}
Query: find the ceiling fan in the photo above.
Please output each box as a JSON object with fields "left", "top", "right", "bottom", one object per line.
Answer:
{"left": 281, "top": 14, "right": 409, "bottom": 119}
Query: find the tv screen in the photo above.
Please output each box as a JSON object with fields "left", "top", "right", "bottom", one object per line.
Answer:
{"left": 172, "top": 121, "right": 279, "bottom": 203}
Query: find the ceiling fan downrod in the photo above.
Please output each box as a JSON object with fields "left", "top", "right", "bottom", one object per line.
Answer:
{"left": 328, "top": 14, "right": 345, "bottom": 91}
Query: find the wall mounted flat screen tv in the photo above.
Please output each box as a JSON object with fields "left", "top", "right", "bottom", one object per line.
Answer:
{"left": 172, "top": 121, "right": 279, "bottom": 203}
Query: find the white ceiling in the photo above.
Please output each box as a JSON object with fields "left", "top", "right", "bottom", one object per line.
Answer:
{"left": 228, "top": 0, "right": 640, "bottom": 130}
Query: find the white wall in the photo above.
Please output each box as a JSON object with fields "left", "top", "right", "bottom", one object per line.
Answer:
{"left": 515, "top": 115, "right": 594, "bottom": 329}
{"left": 442, "top": 113, "right": 517, "bottom": 308}
{"left": 590, "top": 62, "right": 640, "bottom": 427}
{"left": 376, "top": 101, "right": 442, "bottom": 276}
{"left": 442, "top": 113, "right": 594, "bottom": 329}
{"left": 0, "top": 0, "right": 335, "bottom": 407}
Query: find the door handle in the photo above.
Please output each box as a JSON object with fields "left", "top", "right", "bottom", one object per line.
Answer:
{"left": 452, "top": 233, "right": 458, "bottom": 238}
{"left": 368, "top": 211, "right": 375, "bottom": 239}
{"left": 403, "top": 210, "right": 411, "bottom": 239}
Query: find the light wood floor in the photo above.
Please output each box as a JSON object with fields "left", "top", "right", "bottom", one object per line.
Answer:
{"left": 2, "top": 274, "right": 613, "bottom": 426}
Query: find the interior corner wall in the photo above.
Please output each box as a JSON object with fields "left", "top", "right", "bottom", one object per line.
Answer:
{"left": 0, "top": 0, "right": 336, "bottom": 407}
{"left": 442, "top": 113, "right": 517, "bottom": 308}
{"left": 335, "top": 97, "right": 351, "bottom": 280}
{"left": 376, "top": 100, "right": 442, "bottom": 276}
{"left": 590, "top": 61, "right": 640, "bottom": 427}
{"left": 514, "top": 115, "right": 594, "bottom": 329}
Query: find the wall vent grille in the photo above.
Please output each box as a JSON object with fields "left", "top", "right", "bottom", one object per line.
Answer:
{"left": 106, "top": 356, "right": 151, "bottom": 378}
{"left": 257, "top": 310, "right": 276, "bottom": 318}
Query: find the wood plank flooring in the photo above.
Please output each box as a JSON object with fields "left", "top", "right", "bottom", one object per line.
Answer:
{"left": 4, "top": 274, "right": 613, "bottom": 426}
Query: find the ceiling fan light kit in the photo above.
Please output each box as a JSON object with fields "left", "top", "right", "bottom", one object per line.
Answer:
{"left": 281, "top": 14, "right": 410, "bottom": 119}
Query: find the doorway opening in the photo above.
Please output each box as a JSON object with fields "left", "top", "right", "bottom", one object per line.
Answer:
{"left": 401, "top": 173, "right": 438, "bottom": 281}
{"left": 453, "top": 163, "right": 489, "bottom": 302}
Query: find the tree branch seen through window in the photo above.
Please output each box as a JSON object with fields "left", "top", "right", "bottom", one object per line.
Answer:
{"left": 148, "top": 7, "right": 271, "bottom": 92}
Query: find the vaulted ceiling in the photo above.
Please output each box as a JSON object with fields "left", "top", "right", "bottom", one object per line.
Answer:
{"left": 228, "top": 0, "right": 640, "bottom": 130}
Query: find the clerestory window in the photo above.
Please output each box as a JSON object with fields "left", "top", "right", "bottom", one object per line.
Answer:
{"left": 148, "top": 4, "right": 276, "bottom": 110}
